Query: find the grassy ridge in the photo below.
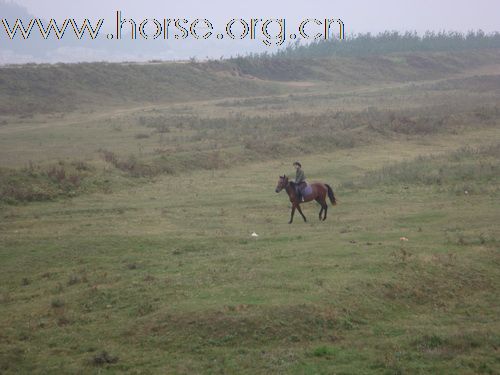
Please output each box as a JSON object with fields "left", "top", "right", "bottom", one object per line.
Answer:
{"left": 1, "top": 49, "right": 500, "bottom": 116}
{"left": 227, "top": 49, "right": 500, "bottom": 82}
{"left": 0, "top": 62, "right": 280, "bottom": 116}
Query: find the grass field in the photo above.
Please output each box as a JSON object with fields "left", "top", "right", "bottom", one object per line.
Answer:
{"left": 0, "top": 48, "right": 499, "bottom": 374}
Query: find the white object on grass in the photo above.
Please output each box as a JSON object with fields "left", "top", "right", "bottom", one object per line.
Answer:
{"left": 251, "top": 232, "right": 259, "bottom": 238}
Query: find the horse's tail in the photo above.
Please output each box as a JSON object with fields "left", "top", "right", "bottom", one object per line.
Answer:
{"left": 326, "top": 184, "right": 337, "bottom": 206}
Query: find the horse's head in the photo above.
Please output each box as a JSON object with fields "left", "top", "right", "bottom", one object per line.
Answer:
{"left": 275, "top": 175, "right": 288, "bottom": 193}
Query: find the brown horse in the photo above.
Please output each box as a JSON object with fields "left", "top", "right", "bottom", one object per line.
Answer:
{"left": 275, "top": 175, "right": 337, "bottom": 224}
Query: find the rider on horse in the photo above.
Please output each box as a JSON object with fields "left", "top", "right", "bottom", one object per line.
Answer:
{"left": 293, "top": 161, "right": 307, "bottom": 202}
{"left": 275, "top": 166, "right": 336, "bottom": 224}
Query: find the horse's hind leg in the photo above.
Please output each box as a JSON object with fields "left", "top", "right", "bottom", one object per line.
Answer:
{"left": 316, "top": 198, "right": 323, "bottom": 220}
{"left": 317, "top": 198, "right": 328, "bottom": 221}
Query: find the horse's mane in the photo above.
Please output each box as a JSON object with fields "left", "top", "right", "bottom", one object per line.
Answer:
{"left": 288, "top": 181, "right": 296, "bottom": 187}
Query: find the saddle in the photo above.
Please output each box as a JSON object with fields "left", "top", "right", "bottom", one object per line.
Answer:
{"left": 295, "top": 182, "right": 311, "bottom": 200}
{"left": 297, "top": 182, "right": 307, "bottom": 192}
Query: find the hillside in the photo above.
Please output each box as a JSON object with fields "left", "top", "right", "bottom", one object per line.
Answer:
{"left": 1, "top": 48, "right": 500, "bottom": 116}
{"left": 0, "top": 62, "right": 280, "bottom": 115}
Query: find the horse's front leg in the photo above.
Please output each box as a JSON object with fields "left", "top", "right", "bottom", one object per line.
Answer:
{"left": 297, "top": 205, "right": 307, "bottom": 222}
{"left": 289, "top": 205, "right": 296, "bottom": 224}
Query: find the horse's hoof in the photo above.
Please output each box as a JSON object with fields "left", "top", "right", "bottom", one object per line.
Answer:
{"left": 288, "top": 221, "right": 293, "bottom": 224}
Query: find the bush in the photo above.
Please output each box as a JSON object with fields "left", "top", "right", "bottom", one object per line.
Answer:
{"left": 90, "top": 351, "right": 119, "bottom": 366}
{"left": 0, "top": 161, "right": 99, "bottom": 204}
{"left": 356, "top": 143, "right": 500, "bottom": 188}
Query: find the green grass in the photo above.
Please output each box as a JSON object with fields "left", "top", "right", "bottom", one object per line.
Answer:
{"left": 1, "top": 139, "right": 499, "bottom": 374}
{"left": 0, "top": 50, "right": 499, "bottom": 374}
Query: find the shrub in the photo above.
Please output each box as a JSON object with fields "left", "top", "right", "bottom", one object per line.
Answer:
{"left": 51, "top": 298, "right": 65, "bottom": 308}
{"left": 90, "top": 351, "right": 119, "bottom": 366}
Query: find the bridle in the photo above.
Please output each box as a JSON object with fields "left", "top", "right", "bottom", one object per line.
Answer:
{"left": 276, "top": 176, "right": 290, "bottom": 192}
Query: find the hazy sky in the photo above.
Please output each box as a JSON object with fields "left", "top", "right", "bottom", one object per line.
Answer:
{"left": 8, "top": 0, "right": 500, "bottom": 34}
{"left": 2, "top": 0, "right": 498, "bottom": 63}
